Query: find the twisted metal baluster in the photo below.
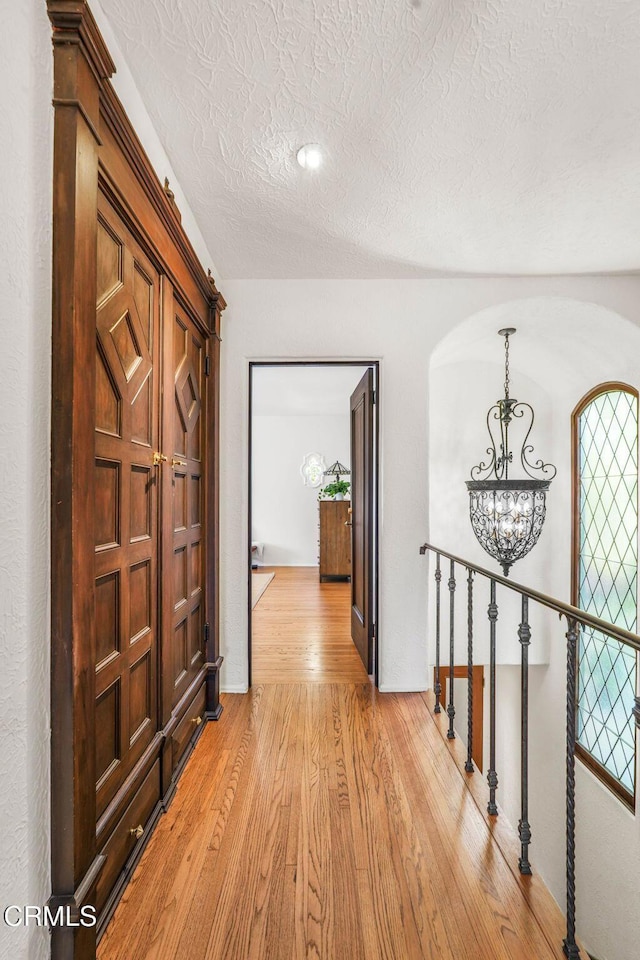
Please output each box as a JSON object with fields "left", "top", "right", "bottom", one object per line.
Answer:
{"left": 563, "top": 619, "right": 581, "bottom": 959}
{"left": 434, "top": 554, "right": 442, "bottom": 713}
{"left": 487, "top": 580, "right": 499, "bottom": 815}
{"left": 518, "top": 596, "right": 532, "bottom": 874}
{"left": 465, "top": 568, "right": 475, "bottom": 773}
{"left": 447, "top": 560, "right": 456, "bottom": 739}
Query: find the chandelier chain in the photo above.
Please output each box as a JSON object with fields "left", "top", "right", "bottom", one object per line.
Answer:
{"left": 504, "top": 332, "right": 510, "bottom": 400}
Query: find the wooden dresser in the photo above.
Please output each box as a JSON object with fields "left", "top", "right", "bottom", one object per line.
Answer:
{"left": 319, "top": 500, "right": 351, "bottom": 581}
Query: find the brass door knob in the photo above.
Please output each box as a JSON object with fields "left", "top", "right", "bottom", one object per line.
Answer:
{"left": 172, "top": 457, "right": 188, "bottom": 468}
{"left": 129, "top": 824, "right": 144, "bottom": 839}
{"left": 152, "top": 452, "right": 168, "bottom": 466}
{"left": 191, "top": 716, "right": 203, "bottom": 726}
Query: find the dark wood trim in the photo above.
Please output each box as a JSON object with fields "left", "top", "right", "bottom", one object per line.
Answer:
{"left": 247, "top": 361, "right": 380, "bottom": 687}
{"left": 247, "top": 363, "right": 254, "bottom": 689}
{"left": 159, "top": 275, "right": 176, "bottom": 732}
{"left": 48, "top": 0, "right": 115, "bottom": 82}
{"left": 435, "top": 665, "right": 484, "bottom": 772}
{"left": 98, "top": 81, "right": 225, "bottom": 312}
{"left": 52, "top": 97, "right": 102, "bottom": 144}
{"left": 570, "top": 381, "right": 638, "bottom": 604}
{"left": 46, "top": 854, "right": 107, "bottom": 918}
{"left": 373, "top": 363, "right": 380, "bottom": 686}
{"left": 571, "top": 382, "right": 638, "bottom": 810}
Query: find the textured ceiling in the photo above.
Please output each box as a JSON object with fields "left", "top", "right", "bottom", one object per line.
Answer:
{"left": 100, "top": 0, "right": 640, "bottom": 278}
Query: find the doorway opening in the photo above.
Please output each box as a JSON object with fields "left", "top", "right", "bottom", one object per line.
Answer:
{"left": 248, "top": 361, "right": 379, "bottom": 687}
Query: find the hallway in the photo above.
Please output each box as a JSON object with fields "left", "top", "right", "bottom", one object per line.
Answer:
{"left": 97, "top": 679, "right": 570, "bottom": 960}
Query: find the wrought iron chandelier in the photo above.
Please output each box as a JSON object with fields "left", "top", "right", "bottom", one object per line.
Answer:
{"left": 466, "top": 328, "right": 556, "bottom": 576}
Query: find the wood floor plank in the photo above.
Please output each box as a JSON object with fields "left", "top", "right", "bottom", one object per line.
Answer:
{"left": 252, "top": 567, "right": 368, "bottom": 683}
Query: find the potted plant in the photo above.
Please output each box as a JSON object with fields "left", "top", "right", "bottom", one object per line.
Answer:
{"left": 318, "top": 479, "right": 351, "bottom": 501}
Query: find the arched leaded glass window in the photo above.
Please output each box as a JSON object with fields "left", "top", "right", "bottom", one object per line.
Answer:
{"left": 573, "top": 384, "right": 638, "bottom": 806}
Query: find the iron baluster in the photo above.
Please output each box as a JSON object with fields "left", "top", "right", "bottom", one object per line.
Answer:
{"left": 518, "top": 595, "right": 532, "bottom": 874}
{"left": 435, "top": 554, "right": 442, "bottom": 714}
{"left": 465, "top": 568, "right": 475, "bottom": 773}
{"left": 563, "top": 619, "right": 581, "bottom": 960}
{"left": 447, "top": 560, "right": 456, "bottom": 739}
{"left": 487, "top": 580, "right": 499, "bottom": 815}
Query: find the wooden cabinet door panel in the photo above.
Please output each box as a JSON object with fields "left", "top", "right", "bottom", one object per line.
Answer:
{"left": 95, "top": 193, "right": 160, "bottom": 819}
{"left": 162, "top": 286, "right": 208, "bottom": 711}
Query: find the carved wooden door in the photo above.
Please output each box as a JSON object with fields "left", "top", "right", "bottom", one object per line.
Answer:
{"left": 161, "top": 283, "right": 208, "bottom": 714}
{"left": 94, "top": 193, "right": 160, "bottom": 819}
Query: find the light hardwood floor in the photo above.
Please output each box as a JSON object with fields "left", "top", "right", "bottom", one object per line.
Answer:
{"left": 98, "top": 567, "right": 573, "bottom": 960}
{"left": 98, "top": 686, "right": 572, "bottom": 960}
{"left": 251, "top": 566, "right": 368, "bottom": 683}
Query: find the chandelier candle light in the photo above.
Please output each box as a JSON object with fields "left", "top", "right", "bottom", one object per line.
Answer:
{"left": 466, "top": 328, "right": 557, "bottom": 576}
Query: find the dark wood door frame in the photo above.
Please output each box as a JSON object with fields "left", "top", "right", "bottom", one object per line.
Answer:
{"left": 248, "top": 361, "right": 380, "bottom": 686}
{"left": 349, "top": 368, "right": 375, "bottom": 673}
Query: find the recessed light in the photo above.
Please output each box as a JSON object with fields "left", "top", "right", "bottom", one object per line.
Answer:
{"left": 296, "top": 143, "right": 323, "bottom": 170}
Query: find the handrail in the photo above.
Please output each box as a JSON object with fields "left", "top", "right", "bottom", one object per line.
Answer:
{"left": 420, "top": 541, "right": 640, "bottom": 653}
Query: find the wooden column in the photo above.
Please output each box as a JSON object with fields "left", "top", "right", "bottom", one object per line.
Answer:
{"left": 205, "top": 277, "right": 225, "bottom": 719}
{"left": 47, "top": 3, "right": 115, "bottom": 958}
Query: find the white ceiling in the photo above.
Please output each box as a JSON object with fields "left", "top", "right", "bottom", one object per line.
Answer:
{"left": 252, "top": 365, "right": 369, "bottom": 416}
{"left": 100, "top": 0, "right": 640, "bottom": 279}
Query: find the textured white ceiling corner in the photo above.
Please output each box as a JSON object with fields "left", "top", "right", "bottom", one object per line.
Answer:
{"left": 100, "top": 0, "right": 640, "bottom": 279}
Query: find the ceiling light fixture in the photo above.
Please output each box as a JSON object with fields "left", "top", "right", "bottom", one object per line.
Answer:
{"left": 296, "top": 143, "right": 323, "bottom": 170}
{"left": 466, "top": 328, "right": 557, "bottom": 576}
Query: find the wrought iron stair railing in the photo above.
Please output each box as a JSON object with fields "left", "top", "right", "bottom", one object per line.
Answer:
{"left": 420, "top": 542, "right": 640, "bottom": 960}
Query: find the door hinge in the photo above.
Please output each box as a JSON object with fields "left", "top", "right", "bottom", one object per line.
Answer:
{"left": 204, "top": 355, "right": 211, "bottom": 377}
{"left": 204, "top": 621, "right": 210, "bottom": 644}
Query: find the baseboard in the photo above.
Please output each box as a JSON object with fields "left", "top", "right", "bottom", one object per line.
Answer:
{"left": 220, "top": 683, "right": 249, "bottom": 694}
{"left": 254, "top": 563, "right": 318, "bottom": 568}
{"left": 378, "top": 684, "right": 428, "bottom": 694}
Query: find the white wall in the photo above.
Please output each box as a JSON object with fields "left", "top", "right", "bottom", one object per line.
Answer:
{"left": 252, "top": 414, "right": 350, "bottom": 566}
{"left": 0, "top": 2, "right": 53, "bottom": 958}
{"left": 0, "top": 5, "right": 218, "bottom": 959}
{"left": 429, "top": 300, "right": 640, "bottom": 960}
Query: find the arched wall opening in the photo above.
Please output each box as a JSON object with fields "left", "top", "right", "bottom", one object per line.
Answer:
{"left": 427, "top": 296, "right": 640, "bottom": 960}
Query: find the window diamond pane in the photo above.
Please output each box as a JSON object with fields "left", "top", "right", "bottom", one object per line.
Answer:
{"left": 577, "top": 389, "right": 638, "bottom": 796}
